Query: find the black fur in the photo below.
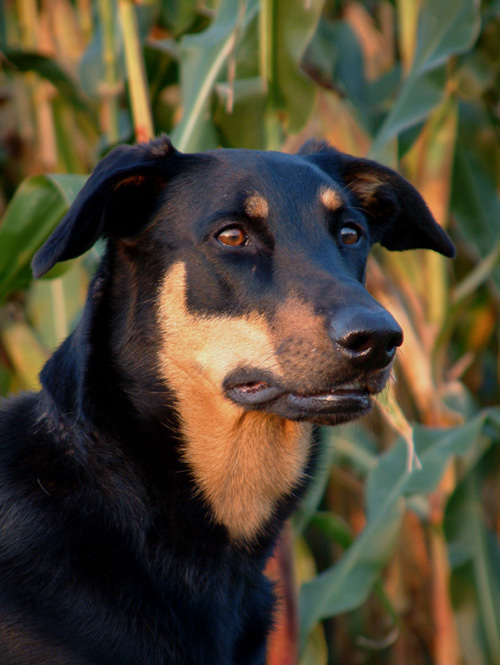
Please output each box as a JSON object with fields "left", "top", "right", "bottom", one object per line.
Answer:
{"left": 0, "top": 136, "right": 454, "bottom": 664}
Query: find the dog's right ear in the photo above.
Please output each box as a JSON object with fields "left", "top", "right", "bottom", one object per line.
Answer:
{"left": 299, "top": 140, "right": 455, "bottom": 258}
{"left": 32, "top": 136, "right": 179, "bottom": 279}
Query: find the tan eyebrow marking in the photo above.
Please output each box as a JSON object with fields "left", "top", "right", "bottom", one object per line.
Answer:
{"left": 244, "top": 194, "right": 269, "bottom": 218}
{"left": 320, "top": 187, "right": 343, "bottom": 211}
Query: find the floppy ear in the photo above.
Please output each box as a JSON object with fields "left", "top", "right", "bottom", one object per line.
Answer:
{"left": 299, "top": 140, "right": 455, "bottom": 258}
{"left": 32, "top": 135, "right": 179, "bottom": 278}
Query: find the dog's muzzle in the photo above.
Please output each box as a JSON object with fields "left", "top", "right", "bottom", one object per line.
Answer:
{"left": 223, "top": 306, "right": 402, "bottom": 425}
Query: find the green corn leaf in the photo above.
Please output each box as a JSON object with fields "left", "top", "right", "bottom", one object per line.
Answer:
{"left": 0, "top": 174, "right": 87, "bottom": 303}
{"left": 308, "top": 512, "right": 354, "bottom": 549}
{"left": 293, "top": 428, "right": 336, "bottom": 533}
{"left": 160, "top": 0, "right": 199, "bottom": 36}
{"left": 370, "top": 0, "right": 481, "bottom": 159}
{"left": 172, "top": 0, "right": 259, "bottom": 152}
{"left": 294, "top": 424, "right": 378, "bottom": 534}
{"left": 260, "top": 0, "right": 324, "bottom": 139}
{"left": 299, "top": 410, "right": 496, "bottom": 652}
{"left": 402, "top": 416, "right": 490, "bottom": 495}
{"left": 451, "top": 138, "right": 500, "bottom": 259}
{"left": 304, "top": 18, "right": 368, "bottom": 127}
{"left": 4, "top": 50, "right": 96, "bottom": 121}
{"left": 446, "top": 472, "right": 500, "bottom": 665}
{"left": 299, "top": 447, "right": 408, "bottom": 652}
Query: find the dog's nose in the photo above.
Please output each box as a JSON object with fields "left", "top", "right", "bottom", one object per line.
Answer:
{"left": 331, "top": 309, "right": 403, "bottom": 370}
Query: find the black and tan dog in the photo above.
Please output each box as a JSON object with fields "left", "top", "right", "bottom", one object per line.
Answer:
{"left": 0, "top": 136, "right": 454, "bottom": 664}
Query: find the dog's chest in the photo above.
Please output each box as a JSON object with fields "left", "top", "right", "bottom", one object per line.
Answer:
{"left": 85, "top": 552, "right": 273, "bottom": 665}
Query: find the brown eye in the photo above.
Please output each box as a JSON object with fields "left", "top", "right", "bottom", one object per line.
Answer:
{"left": 216, "top": 226, "right": 248, "bottom": 247}
{"left": 339, "top": 224, "right": 361, "bottom": 246}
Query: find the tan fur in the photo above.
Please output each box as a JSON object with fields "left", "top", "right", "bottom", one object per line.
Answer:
{"left": 347, "top": 173, "right": 385, "bottom": 203}
{"left": 272, "top": 297, "right": 333, "bottom": 389}
{"left": 156, "top": 262, "right": 311, "bottom": 541}
{"left": 319, "top": 186, "right": 343, "bottom": 211}
{"left": 244, "top": 194, "right": 269, "bottom": 218}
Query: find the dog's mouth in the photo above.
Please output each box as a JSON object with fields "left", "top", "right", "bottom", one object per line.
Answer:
{"left": 224, "top": 374, "right": 379, "bottom": 425}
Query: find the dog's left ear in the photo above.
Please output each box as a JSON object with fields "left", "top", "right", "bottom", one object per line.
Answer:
{"left": 32, "top": 135, "right": 180, "bottom": 278}
{"left": 299, "top": 140, "right": 455, "bottom": 258}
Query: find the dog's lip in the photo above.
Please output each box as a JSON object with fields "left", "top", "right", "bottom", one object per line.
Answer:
{"left": 285, "top": 388, "right": 372, "bottom": 416}
{"left": 289, "top": 385, "right": 370, "bottom": 401}
{"left": 225, "top": 381, "right": 284, "bottom": 405}
{"left": 225, "top": 380, "right": 372, "bottom": 410}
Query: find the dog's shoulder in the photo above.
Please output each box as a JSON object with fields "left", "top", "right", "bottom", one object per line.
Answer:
{"left": 0, "top": 392, "right": 74, "bottom": 546}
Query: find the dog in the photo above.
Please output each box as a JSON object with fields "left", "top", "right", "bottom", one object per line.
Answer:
{"left": 0, "top": 136, "right": 454, "bottom": 664}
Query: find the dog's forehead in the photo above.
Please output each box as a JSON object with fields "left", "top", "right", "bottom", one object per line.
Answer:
{"left": 177, "top": 148, "right": 346, "bottom": 214}
{"left": 217, "top": 148, "right": 338, "bottom": 191}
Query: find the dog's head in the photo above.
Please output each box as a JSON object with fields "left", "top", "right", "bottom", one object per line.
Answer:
{"left": 33, "top": 136, "right": 455, "bottom": 539}
{"left": 33, "top": 136, "right": 454, "bottom": 429}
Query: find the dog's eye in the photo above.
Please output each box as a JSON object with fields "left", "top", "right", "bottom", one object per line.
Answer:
{"left": 216, "top": 226, "right": 249, "bottom": 247}
{"left": 339, "top": 224, "right": 361, "bottom": 246}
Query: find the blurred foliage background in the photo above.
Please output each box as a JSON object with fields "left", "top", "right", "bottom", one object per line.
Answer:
{"left": 1, "top": 0, "right": 500, "bottom": 663}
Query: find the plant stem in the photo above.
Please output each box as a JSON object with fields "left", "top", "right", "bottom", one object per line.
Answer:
{"left": 396, "top": 0, "right": 419, "bottom": 73}
{"left": 118, "top": 0, "right": 154, "bottom": 142}
{"left": 98, "top": 0, "right": 120, "bottom": 143}
{"left": 259, "top": 0, "right": 283, "bottom": 150}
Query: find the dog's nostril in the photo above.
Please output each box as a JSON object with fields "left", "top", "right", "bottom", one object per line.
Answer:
{"left": 330, "top": 307, "right": 403, "bottom": 370}
{"left": 335, "top": 324, "right": 403, "bottom": 370}
{"left": 342, "top": 332, "right": 372, "bottom": 355}
{"left": 386, "top": 331, "right": 403, "bottom": 354}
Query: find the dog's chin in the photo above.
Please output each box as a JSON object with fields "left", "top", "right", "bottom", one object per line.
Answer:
{"left": 223, "top": 372, "right": 388, "bottom": 425}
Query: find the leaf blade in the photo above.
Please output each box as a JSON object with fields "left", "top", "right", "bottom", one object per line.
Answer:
{"left": 0, "top": 174, "right": 87, "bottom": 302}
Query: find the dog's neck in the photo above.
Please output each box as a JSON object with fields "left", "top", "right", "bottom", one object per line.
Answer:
{"left": 177, "top": 397, "right": 312, "bottom": 541}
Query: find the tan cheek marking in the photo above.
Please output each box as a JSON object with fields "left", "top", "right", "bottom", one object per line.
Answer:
{"left": 320, "top": 186, "right": 343, "bottom": 212}
{"left": 157, "top": 262, "right": 311, "bottom": 541}
{"left": 272, "top": 297, "right": 333, "bottom": 388}
{"left": 244, "top": 193, "right": 269, "bottom": 218}
{"left": 273, "top": 297, "right": 325, "bottom": 338}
